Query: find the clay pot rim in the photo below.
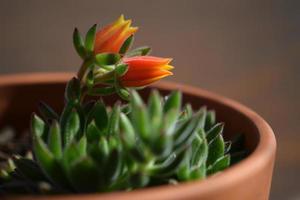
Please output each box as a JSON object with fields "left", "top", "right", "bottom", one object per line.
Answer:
{"left": 0, "top": 72, "right": 276, "bottom": 200}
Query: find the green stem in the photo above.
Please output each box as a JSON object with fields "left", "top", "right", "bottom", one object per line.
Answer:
{"left": 77, "top": 58, "right": 93, "bottom": 82}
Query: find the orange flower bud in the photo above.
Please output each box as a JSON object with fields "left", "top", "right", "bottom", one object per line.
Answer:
{"left": 120, "top": 56, "right": 174, "bottom": 87}
{"left": 94, "top": 15, "right": 138, "bottom": 54}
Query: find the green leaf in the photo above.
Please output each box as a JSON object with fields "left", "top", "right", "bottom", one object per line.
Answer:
{"left": 191, "top": 131, "right": 208, "bottom": 167}
{"left": 95, "top": 53, "right": 121, "bottom": 66}
{"left": 150, "top": 149, "right": 187, "bottom": 177}
{"left": 87, "top": 100, "right": 108, "bottom": 132}
{"left": 119, "top": 35, "right": 134, "bottom": 54}
{"left": 98, "top": 136, "right": 110, "bottom": 163}
{"left": 148, "top": 90, "right": 162, "bottom": 120}
{"left": 115, "top": 64, "right": 128, "bottom": 76}
{"left": 205, "top": 110, "right": 216, "bottom": 131}
{"left": 85, "top": 24, "right": 97, "bottom": 53}
{"left": 177, "top": 164, "right": 190, "bottom": 181}
{"left": 163, "top": 91, "right": 181, "bottom": 114}
{"left": 31, "top": 113, "right": 46, "bottom": 139}
{"left": 73, "top": 28, "right": 86, "bottom": 59}
{"left": 107, "top": 103, "right": 121, "bottom": 136}
{"left": 116, "top": 87, "right": 130, "bottom": 101}
{"left": 68, "top": 156, "right": 99, "bottom": 192}
{"left": 163, "top": 108, "right": 179, "bottom": 136}
{"left": 127, "top": 46, "right": 151, "bottom": 57}
{"left": 65, "top": 77, "right": 81, "bottom": 103}
{"left": 119, "top": 113, "right": 135, "bottom": 148}
{"left": 189, "top": 163, "right": 206, "bottom": 180}
{"left": 33, "top": 137, "right": 69, "bottom": 188}
{"left": 86, "top": 121, "right": 100, "bottom": 142}
{"left": 148, "top": 90, "right": 162, "bottom": 133}
{"left": 207, "top": 154, "right": 230, "bottom": 175}
{"left": 74, "top": 104, "right": 86, "bottom": 138}
{"left": 174, "top": 110, "right": 206, "bottom": 150}
{"left": 224, "top": 141, "right": 232, "bottom": 154}
{"left": 63, "top": 141, "right": 87, "bottom": 170}
{"left": 87, "top": 137, "right": 109, "bottom": 166}
{"left": 77, "top": 137, "right": 87, "bottom": 156}
{"left": 206, "top": 123, "right": 224, "bottom": 143}
{"left": 207, "top": 134, "right": 225, "bottom": 166}
{"left": 38, "top": 101, "right": 59, "bottom": 121}
{"left": 63, "top": 110, "right": 80, "bottom": 146}
{"left": 154, "top": 135, "right": 173, "bottom": 158}
{"left": 48, "top": 120, "right": 62, "bottom": 158}
{"left": 179, "top": 103, "right": 193, "bottom": 121}
{"left": 131, "top": 91, "right": 150, "bottom": 142}
{"left": 104, "top": 148, "right": 122, "bottom": 183}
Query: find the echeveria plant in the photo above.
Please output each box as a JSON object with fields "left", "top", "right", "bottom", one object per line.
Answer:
{"left": 0, "top": 16, "right": 236, "bottom": 194}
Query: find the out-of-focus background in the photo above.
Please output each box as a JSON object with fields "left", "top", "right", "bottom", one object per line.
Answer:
{"left": 0, "top": 0, "right": 299, "bottom": 199}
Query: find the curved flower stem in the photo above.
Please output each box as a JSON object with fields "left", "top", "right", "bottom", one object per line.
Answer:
{"left": 77, "top": 58, "right": 94, "bottom": 82}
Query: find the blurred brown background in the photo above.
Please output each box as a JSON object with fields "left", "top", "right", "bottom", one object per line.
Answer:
{"left": 0, "top": 0, "right": 299, "bottom": 199}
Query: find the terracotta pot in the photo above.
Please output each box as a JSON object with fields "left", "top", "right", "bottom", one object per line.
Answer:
{"left": 0, "top": 73, "right": 276, "bottom": 200}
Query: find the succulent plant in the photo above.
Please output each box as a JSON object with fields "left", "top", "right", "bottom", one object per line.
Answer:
{"left": 0, "top": 85, "right": 230, "bottom": 194}
{"left": 0, "top": 16, "right": 246, "bottom": 195}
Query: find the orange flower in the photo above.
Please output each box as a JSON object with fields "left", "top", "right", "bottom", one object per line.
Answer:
{"left": 94, "top": 15, "right": 138, "bottom": 54}
{"left": 120, "top": 56, "right": 174, "bottom": 87}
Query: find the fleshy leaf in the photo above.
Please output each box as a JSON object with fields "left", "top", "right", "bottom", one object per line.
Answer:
{"left": 95, "top": 53, "right": 121, "bottom": 66}
{"left": 85, "top": 24, "right": 97, "bottom": 53}
{"left": 119, "top": 35, "right": 134, "bottom": 54}
{"left": 73, "top": 28, "right": 86, "bottom": 59}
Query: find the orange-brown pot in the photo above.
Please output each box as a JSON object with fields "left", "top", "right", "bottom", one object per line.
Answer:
{"left": 0, "top": 73, "right": 276, "bottom": 200}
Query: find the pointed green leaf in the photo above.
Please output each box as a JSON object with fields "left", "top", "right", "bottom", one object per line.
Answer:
{"left": 205, "top": 110, "right": 216, "bottom": 131}
{"left": 224, "top": 141, "right": 232, "bottom": 154}
{"left": 85, "top": 24, "right": 97, "bottom": 52}
{"left": 189, "top": 163, "right": 206, "bottom": 180}
{"left": 148, "top": 90, "right": 162, "bottom": 133}
{"left": 163, "top": 91, "right": 181, "bottom": 114}
{"left": 206, "top": 123, "right": 224, "bottom": 143}
{"left": 87, "top": 100, "right": 108, "bottom": 132}
{"left": 207, "top": 154, "right": 230, "bottom": 175}
{"left": 119, "top": 113, "right": 135, "bottom": 148}
{"left": 107, "top": 103, "right": 121, "bottom": 136}
{"left": 174, "top": 110, "right": 206, "bottom": 149}
{"left": 131, "top": 91, "right": 150, "bottom": 141}
{"left": 191, "top": 131, "right": 208, "bottom": 167}
{"left": 119, "top": 35, "right": 134, "bottom": 54}
{"left": 34, "top": 137, "right": 69, "bottom": 188}
{"left": 73, "top": 28, "right": 86, "bottom": 59}
{"left": 104, "top": 148, "right": 122, "bottom": 183}
{"left": 65, "top": 77, "right": 81, "bottom": 103}
{"left": 63, "top": 110, "right": 80, "bottom": 146}
{"left": 127, "top": 46, "right": 151, "bottom": 57}
{"left": 48, "top": 120, "right": 62, "bottom": 158}
{"left": 86, "top": 121, "right": 100, "bottom": 142}
{"left": 115, "top": 64, "right": 128, "bottom": 76}
{"left": 207, "top": 134, "right": 225, "bottom": 166}
{"left": 31, "top": 113, "right": 46, "bottom": 139}
{"left": 150, "top": 149, "right": 187, "bottom": 177}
